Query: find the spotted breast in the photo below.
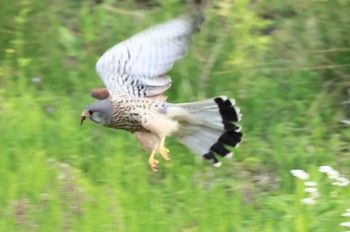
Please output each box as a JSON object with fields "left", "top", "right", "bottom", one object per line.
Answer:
{"left": 107, "top": 98, "right": 165, "bottom": 133}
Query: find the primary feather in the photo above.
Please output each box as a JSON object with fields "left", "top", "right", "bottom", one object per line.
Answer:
{"left": 96, "top": 14, "right": 203, "bottom": 98}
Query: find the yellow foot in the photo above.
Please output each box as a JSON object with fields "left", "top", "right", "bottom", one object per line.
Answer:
{"left": 148, "top": 158, "right": 159, "bottom": 172}
{"left": 159, "top": 146, "right": 170, "bottom": 161}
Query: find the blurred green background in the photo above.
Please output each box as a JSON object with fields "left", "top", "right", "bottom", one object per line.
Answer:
{"left": 1, "top": 0, "right": 350, "bottom": 231}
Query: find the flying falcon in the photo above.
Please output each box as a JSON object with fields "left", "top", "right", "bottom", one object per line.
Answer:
{"left": 80, "top": 14, "right": 243, "bottom": 172}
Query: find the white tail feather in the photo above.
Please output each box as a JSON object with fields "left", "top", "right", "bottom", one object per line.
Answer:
{"left": 177, "top": 126, "right": 223, "bottom": 155}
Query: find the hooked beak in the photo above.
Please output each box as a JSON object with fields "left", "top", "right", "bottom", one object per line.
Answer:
{"left": 80, "top": 111, "right": 90, "bottom": 126}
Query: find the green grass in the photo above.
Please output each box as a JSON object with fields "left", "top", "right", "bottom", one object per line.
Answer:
{"left": 1, "top": 0, "right": 350, "bottom": 231}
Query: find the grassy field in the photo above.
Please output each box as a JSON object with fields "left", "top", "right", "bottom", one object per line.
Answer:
{"left": 1, "top": 0, "right": 350, "bottom": 231}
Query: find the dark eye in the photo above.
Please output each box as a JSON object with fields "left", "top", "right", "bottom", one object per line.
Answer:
{"left": 88, "top": 110, "right": 93, "bottom": 115}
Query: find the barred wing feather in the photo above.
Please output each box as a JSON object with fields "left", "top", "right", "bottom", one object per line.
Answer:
{"left": 96, "top": 15, "right": 201, "bottom": 98}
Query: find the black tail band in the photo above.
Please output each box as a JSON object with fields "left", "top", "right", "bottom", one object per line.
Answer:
{"left": 203, "top": 151, "right": 219, "bottom": 164}
{"left": 214, "top": 97, "right": 239, "bottom": 122}
{"left": 210, "top": 142, "right": 230, "bottom": 157}
{"left": 218, "top": 131, "right": 242, "bottom": 147}
{"left": 223, "top": 121, "right": 241, "bottom": 131}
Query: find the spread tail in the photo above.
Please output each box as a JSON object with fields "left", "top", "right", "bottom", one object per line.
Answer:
{"left": 165, "top": 96, "right": 243, "bottom": 167}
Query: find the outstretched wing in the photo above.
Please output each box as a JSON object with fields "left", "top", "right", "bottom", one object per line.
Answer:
{"left": 95, "top": 14, "right": 203, "bottom": 98}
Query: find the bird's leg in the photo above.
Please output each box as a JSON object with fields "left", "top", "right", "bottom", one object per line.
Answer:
{"left": 158, "top": 137, "right": 170, "bottom": 161}
{"left": 148, "top": 148, "right": 159, "bottom": 172}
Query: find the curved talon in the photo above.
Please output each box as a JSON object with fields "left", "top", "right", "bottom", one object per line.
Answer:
{"left": 148, "top": 149, "right": 159, "bottom": 172}
{"left": 148, "top": 158, "right": 159, "bottom": 172}
{"left": 159, "top": 146, "right": 170, "bottom": 161}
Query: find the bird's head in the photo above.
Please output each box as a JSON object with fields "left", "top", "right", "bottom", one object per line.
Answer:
{"left": 80, "top": 99, "right": 112, "bottom": 126}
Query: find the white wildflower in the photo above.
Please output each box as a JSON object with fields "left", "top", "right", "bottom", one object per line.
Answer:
{"left": 319, "top": 165, "right": 334, "bottom": 173}
{"left": 327, "top": 170, "right": 340, "bottom": 179}
{"left": 304, "top": 181, "right": 318, "bottom": 186}
{"left": 340, "top": 119, "right": 350, "bottom": 125}
{"left": 304, "top": 187, "right": 318, "bottom": 193}
{"left": 333, "top": 177, "right": 350, "bottom": 187}
{"left": 340, "top": 222, "right": 350, "bottom": 228}
{"left": 31, "top": 77, "right": 42, "bottom": 83}
{"left": 301, "top": 198, "right": 316, "bottom": 205}
{"left": 338, "top": 177, "right": 349, "bottom": 185}
{"left": 342, "top": 213, "right": 350, "bottom": 217}
{"left": 291, "top": 169, "right": 310, "bottom": 180}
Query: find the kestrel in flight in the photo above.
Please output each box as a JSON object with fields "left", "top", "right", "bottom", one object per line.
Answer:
{"left": 80, "top": 14, "right": 243, "bottom": 172}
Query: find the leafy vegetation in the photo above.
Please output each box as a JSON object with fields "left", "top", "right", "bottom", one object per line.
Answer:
{"left": 1, "top": 0, "right": 350, "bottom": 231}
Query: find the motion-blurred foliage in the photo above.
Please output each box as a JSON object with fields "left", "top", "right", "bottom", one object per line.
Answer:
{"left": 0, "top": 0, "right": 349, "bottom": 231}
